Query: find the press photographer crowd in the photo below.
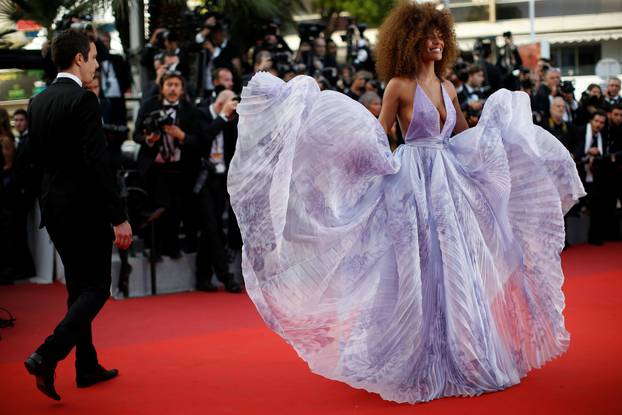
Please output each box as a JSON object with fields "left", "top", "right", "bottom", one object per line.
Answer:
{"left": 0, "top": 12, "right": 620, "bottom": 293}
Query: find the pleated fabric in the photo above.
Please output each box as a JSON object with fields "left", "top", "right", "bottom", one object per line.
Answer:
{"left": 227, "top": 72, "right": 586, "bottom": 403}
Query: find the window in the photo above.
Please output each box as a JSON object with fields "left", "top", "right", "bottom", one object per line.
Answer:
{"left": 550, "top": 44, "right": 601, "bottom": 76}
{"left": 449, "top": 1, "right": 491, "bottom": 23}
{"left": 496, "top": 0, "right": 622, "bottom": 20}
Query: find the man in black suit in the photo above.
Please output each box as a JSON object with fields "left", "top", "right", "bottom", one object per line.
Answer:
{"left": 9, "top": 109, "right": 36, "bottom": 280}
{"left": 570, "top": 110, "right": 608, "bottom": 245}
{"left": 134, "top": 72, "right": 203, "bottom": 258}
{"left": 24, "top": 29, "right": 133, "bottom": 401}
{"left": 534, "top": 68, "right": 561, "bottom": 122}
{"left": 457, "top": 65, "right": 486, "bottom": 113}
{"left": 195, "top": 90, "right": 241, "bottom": 292}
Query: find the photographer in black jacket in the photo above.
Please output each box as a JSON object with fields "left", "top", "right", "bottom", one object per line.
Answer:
{"left": 194, "top": 90, "right": 241, "bottom": 293}
{"left": 570, "top": 110, "right": 609, "bottom": 245}
{"left": 134, "top": 72, "right": 203, "bottom": 258}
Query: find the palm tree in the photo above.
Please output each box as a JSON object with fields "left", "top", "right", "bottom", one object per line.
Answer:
{"left": 2, "top": 0, "right": 304, "bottom": 53}
{"left": 190, "top": 0, "right": 305, "bottom": 51}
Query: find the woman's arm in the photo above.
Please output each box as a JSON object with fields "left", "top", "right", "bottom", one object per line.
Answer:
{"left": 444, "top": 80, "right": 469, "bottom": 134}
{"left": 378, "top": 78, "right": 401, "bottom": 134}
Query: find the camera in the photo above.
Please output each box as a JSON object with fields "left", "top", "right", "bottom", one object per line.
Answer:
{"left": 142, "top": 109, "right": 175, "bottom": 135}
{"left": 55, "top": 13, "right": 94, "bottom": 32}
{"left": 341, "top": 23, "right": 368, "bottom": 42}
{"left": 70, "top": 21, "right": 93, "bottom": 31}
{"left": 560, "top": 80, "right": 575, "bottom": 94}
{"left": 298, "top": 22, "right": 325, "bottom": 43}
{"left": 155, "top": 30, "right": 171, "bottom": 49}
{"left": 103, "top": 124, "right": 130, "bottom": 152}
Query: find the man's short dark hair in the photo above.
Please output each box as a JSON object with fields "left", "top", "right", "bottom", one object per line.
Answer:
{"left": 212, "top": 67, "right": 232, "bottom": 81}
{"left": 159, "top": 72, "right": 185, "bottom": 89}
{"left": 467, "top": 65, "right": 483, "bottom": 76}
{"left": 591, "top": 109, "right": 607, "bottom": 120}
{"left": 13, "top": 108, "right": 27, "bottom": 118}
{"left": 52, "top": 29, "right": 92, "bottom": 71}
{"left": 611, "top": 103, "right": 622, "bottom": 113}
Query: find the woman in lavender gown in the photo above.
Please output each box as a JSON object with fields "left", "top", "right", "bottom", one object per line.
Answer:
{"left": 227, "top": 1, "right": 585, "bottom": 404}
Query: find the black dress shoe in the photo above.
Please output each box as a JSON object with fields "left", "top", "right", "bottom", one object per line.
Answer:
{"left": 24, "top": 352, "right": 60, "bottom": 401}
{"left": 76, "top": 365, "right": 119, "bottom": 388}
{"left": 224, "top": 279, "right": 243, "bottom": 294}
{"left": 196, "top": 281, "right": 218, "bottom": 292}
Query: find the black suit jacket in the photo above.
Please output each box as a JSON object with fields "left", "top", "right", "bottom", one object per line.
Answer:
{"left": 27, "top": 78, "right": 126, "bottom": 227}
{"left": 570, "top": 125, "right": 609, "bottom": 182}
{"left": 134, "top": 97, "right": 203, "bottom": 176}
{"left": 197, "top": 105, "right": 237, "bottom": 169}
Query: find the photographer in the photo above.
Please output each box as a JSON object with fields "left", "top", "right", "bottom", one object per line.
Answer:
{"left": 242, "top": 51, "right": 272, "bottom": 86}
{"left": 346, "top": 70, "right": 373, "bottom": 101}
{"left": 541, "top": 97, "right": 572, "bottom": 150}
{"left": 497, "top": 31, "right": 522, "bottom": 91}
{"left": 533, "top": 67, "right": 561, "bottom": 122}
{"left": 197, "top": 21, "right": 242, "bottom": 97}
{"left": 142, "top": 51, "right": 184, "bottom": 102}
{"left": 252, "top": 19, "right": 293, "bottom": 75}
{"left": 604, "top": 77, "right": 621, "bottom": 109}
{"left": 97, "top": 32, "right": 131, "bottom": 126}
{"left": 559, "top": 80, "right": 579, "bottom": 125}
{"left": 312, "top": 37, "right": 337, "bottom": 74}
{"left": 603, "top": 104, "right": 622, "bottom": 241}
{"left": 576, "top": 84, "right": 607, "bottom": 126}
{"left": 195, "top": 90, "right": 241, "bottom": 293}
{"left": 86, "top": 74, "right": 132, "bottom": 294}
{"left": 342, "top": 23, "right": 374, "bottom": 72}
{"left": 141, "top": 28, "right": 189, "bottom": 81}
{"left": 203, "top": 67, "right": 234, "bottom": 106}
{"left": 472, "top": 40, "right": 502, "bottom": 97}
{"left": 134, "top": 72, "right": 203, "bottom": 258}
{"left": 570, "top": 110, "right": 609, "bottom": 245}
{"left": 1, "top": 108, "right": 34, "bottom": 284}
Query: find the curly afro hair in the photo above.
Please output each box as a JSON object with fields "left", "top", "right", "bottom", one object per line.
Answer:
{"left": 375, "top": 1, "right": 458, "bottom": 82}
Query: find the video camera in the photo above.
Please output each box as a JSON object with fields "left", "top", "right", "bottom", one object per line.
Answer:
{"left": 103, "top": 124, "right": 130, "bottom": 155}
{"left": 55, "top": 13, "right": 94, "bottom": 32}
{"left": 340, "top": 23, "right": 368, "bottom": 42}
{"left": 142, "top": 109, "right": 175, "bottom": 135}
{"left": 560, "top": 80, "right": 575, "bottom": 95}
{"left": 298, "top": 22, "right": 326, "bottom": 43}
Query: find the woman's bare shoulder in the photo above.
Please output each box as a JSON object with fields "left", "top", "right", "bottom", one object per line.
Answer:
{"left": 386, "top": 76, "right": 415, "bottom": 99}
{"left": 387, "top": 76, "right": 415, "bottom": 87}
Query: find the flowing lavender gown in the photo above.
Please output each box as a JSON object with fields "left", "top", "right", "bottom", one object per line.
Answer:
{"left": 227, "top": 72, "right": 585, "bottom": 403}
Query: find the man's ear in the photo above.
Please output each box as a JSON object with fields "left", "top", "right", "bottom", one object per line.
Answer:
{"left": 74, "top": 52, "right": 84, "bottom": 67}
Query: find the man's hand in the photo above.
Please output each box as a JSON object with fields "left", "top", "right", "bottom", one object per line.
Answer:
{"left": 145, "top": 131, "right": 161, "bottom": 144}
{"left": 113, "top": 221, "right": 133, "bottom": 250}
{"left": 163, "top": 125, "right": 186, "bottom": 141}
{"left": 150, "top": 28, "right": 166, "bottom": 46}
{"left": 203, "top": 40, "right": 215, "bottom": 53}
{"left": 222, "top": 100, "right": 238, "bottom": 119}
{"left": 588, "top": 147, "right": 600, "bottom": 157}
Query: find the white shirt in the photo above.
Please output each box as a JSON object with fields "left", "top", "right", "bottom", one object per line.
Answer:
{"left": 204, "top": 39, "right": 228, "bottom": 91}
{"left": 100, "top": 61, "right": 122, "bottom": 98}
{"left": 584, "top": 123, "right": 603, "bottom": 183}
{"left": 208, "top": 105, "right": 226, "bottom": 174}
{"left": 56, "top": 72, "right": 82, "bottom": 87}
{"left": 153, "top": 100, "right": 181, "bottom": 164}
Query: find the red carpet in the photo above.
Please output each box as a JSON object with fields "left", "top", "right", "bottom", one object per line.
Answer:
{"left": 0, "top": 243, "right": 621, "bottom": 414}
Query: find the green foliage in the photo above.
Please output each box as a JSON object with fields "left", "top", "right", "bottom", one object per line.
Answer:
{"left": 313, "top": 0, "right": 396, "bottom": 26}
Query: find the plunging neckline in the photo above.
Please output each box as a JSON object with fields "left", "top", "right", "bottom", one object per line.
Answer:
{"left": 417, "top": 81, "right": 448, "bottom": 134}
